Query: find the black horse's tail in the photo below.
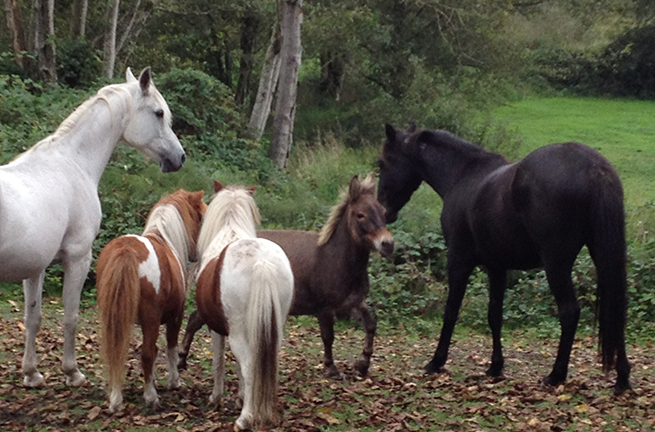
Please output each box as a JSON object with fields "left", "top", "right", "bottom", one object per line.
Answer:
{"left": 590, "top": 177, "right": 628, "bottom": 372}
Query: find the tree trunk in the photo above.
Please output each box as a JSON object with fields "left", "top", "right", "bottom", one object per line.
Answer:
{"left": 269, "top": 0, "right": 303, "bottom": 169}
{"left": 34, "top": 0, "right": 57, "bottom": 84}
{"left": 235, "top": 9, "right": 260, "bottom": 106}
{"left": 71, "top": 0, "right": 88, "bottom": 39}
{"left": 117, "top": 0, "right": 156, "bottom": 69}
{"left": 4, "top": 0, "right": 28, "bottom": 68}
{"left": 320, "top": 51, "right": 346, "bottom": 101}
{"left": 103, "top": 0, "right": 120, "bottom": 78}
{"left": 247, "top": 25, "right": 282, "bottom": 140}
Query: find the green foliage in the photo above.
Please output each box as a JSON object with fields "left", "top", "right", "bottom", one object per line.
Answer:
{"left": 56, "top": 39, "right": 103, "bottom": 88}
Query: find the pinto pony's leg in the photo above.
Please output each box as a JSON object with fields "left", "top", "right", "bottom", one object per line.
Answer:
{"left": 178, "top": 309, "right": 205, "bottom": 371}
{"left": 22, "top": 272, "right": 46, "bottom": 387}
{"left": 486, "top": 269, "right": 507, "bottom": 377}
{"left": 352, "top": 302, "right": 377, "bottom": 377}
{"left": 317, "top": 312, "right": 340, "bottom": 378}
{"left": 141, "top": 320, "right": 160, "bottom": 409}
{"left": 426, "top": 258, "right": 476, "bottom": 374}
{"left": 209, "top": 331, "right": 226, "bottom": 406}
{"left": 61, "top": 251, "right": 92, "bottom": 387}
{"left": 166, "top": 311, "right": 183, "bottom": 390}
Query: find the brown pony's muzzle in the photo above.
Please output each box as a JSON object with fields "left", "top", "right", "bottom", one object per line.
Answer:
{"left": 374, "top": 230, "right": 395, "bottom": 257}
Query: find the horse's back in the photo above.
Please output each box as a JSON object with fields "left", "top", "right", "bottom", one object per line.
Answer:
{"left": 465, "top": 142, "right": 623, "bottom": 269}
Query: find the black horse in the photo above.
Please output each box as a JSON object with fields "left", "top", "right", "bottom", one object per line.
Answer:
{"left": 377, "top": 123, "right": 631, "bottom": 394}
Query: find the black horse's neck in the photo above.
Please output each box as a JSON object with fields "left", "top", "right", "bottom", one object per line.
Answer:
{"left": 418, "top": 131, "right": 507, "bottom": 198}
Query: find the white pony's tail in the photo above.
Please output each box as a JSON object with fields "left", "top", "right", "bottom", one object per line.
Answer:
{"left": 246, "top": 259, "right": 286, "bottom": 426}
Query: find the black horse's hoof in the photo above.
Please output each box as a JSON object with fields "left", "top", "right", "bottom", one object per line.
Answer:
{"left": 486, "top": 364, "right": 504, "bottom": 378}
{"left": 354, "top": 359, "right": 370, "bottom": 377}
{"left": 541, "top": 374, "right": 565, "bottom": 389}
{"left": 425, "top": 360, "right": 445, "bottom": 374}
{"left": 613, "top": 380, "right": 632, "bottom": 395}
{"left": 325, "top": 365, "right": 343, "bottom": 380}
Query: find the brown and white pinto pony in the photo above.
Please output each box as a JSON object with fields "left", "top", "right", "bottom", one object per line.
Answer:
{"left": 96, "top": 189, "right": 206, "bottom": 413}
{"left": 195, "top": 181, "right": 294, "bottom": 431}
{"left": 179, "top": 173, "right": 395, "bottom": 379}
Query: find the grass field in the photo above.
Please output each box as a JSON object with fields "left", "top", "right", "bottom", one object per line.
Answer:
{"left": 494, "top": 97, "right": 655, "bottom": 206}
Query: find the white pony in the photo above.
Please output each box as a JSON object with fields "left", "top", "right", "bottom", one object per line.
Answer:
{"left": 0, "top": 67, "right": 186, "bottom": 387}
{"left": 195, "top": 181, "right": 294, "bottom": 430}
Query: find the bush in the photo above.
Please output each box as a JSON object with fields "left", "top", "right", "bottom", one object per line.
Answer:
{"left": 57, "top": 39, "right": 103, "bottom": 88}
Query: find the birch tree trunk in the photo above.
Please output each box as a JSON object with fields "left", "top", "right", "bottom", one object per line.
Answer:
{"left": 268, "top": 0, "right": 303, "bottom": 169}
{"left": 71, "top": 0, "right": 88, "bottom": 39}
{"left": 103, "top": 0, "right": 120, "bottom": 79}
{"left": 248, "top": 24, "right": 282, "bottom": 140}
{"left": 4, "top": 0, "right": 28, "bottom": 67}
{"left": 34, "top": 0, "right": 57, "bottom": 84}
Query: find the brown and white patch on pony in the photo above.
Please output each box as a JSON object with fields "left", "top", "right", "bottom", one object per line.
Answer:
{"left": 125, "top": 235, "right": 161, "bottom": 293}
{"left": 195, "top": 245, "right": 230, "bottom": 336}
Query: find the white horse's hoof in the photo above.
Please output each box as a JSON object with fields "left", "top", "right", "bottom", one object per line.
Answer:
{"left": 23, "top": 372, "right": 45, "bottom": 388}
{"left": 109, "top": 402, "right": 123, "bottom": 414}
{"left": 235, "top": 414, "right": 252, "bottom": 431}
{"left": 209, "top": 393, "right": 221, "bottom": 407}
{"left": 167, "top": 377, "right": 180, "bottom": 390}
{"left": 66, "top": 370, "right": 86, "bottom": 387}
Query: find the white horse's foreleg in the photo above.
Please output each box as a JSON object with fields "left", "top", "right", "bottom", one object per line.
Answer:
{"left": 210, "top": 331, "right": 226, "bottom": 406}
{"left": 61, "top": 252, "right": 92, "bottom": 387}
{"left": 22, "top": 272, "right": 45, "bottom": 387}
{"left": 230, "top": 335, "right": 254, "bottom": 431}
{"left": 235, "top": 358, "right": 244, "bottom": 408}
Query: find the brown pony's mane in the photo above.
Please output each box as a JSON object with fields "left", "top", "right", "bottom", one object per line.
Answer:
{"left": 318, "top": 173, "right": 376, "bottom": 246}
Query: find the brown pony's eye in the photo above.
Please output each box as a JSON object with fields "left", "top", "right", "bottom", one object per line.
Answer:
{"left": 357, "top": 212, "right": 366, "bottom": 220}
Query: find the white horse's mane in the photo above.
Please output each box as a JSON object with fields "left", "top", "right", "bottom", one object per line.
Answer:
{"left": 143, "top": 204, "right": 191, "bottom": 267}
{"left": 197, "top": 187, "right": 261, "bottom": 269}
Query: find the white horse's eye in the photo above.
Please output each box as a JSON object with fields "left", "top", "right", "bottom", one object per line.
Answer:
{"left": 155, "top": 109, "right": 164, "bottom": 119}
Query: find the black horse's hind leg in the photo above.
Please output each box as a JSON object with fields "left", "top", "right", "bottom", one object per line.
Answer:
{"left": 486, "top": 269, "right": 507, "bottom": 377}
{"left": 426, "top": 259, "right": 475, "bottom": 374}
{"left": 542, "top": 257, "right": 580, "bottom": 388}
{"left": 317, "top": 311, "right": 341, "bottom": 378}
{"left": 177, "top": 310, "right": 205, "bottom": 371}
{"left": 351, "top": 301, "right": 377, "bottom": 377}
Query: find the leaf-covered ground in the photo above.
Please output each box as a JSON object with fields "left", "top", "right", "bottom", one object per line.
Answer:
{"left": 1, "top": 296, "right": 654, "bottom": 432}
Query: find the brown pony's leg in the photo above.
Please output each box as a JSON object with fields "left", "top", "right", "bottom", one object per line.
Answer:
{"left": 317, "top": 312, "right": 341, "bottom": 378}
{"left": 141, "top": 320, "right": 160, "bottom": 409}
{"left": 352, "top": 302, "right": 376, "bottom": 377}
{"left": 178, "top": 309, "right": 204, "bottom": 370}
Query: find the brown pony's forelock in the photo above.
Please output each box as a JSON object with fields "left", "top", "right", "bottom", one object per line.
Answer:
{"left": 318, "top": 173, "right": 376, "bottom": 246}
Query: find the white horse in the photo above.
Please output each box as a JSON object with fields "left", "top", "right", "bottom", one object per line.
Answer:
{"left": 195, "top": 181, "right": 294, "bottom": 430}
{"left": 0, "top": 67, "right": 186, "bottom": 387}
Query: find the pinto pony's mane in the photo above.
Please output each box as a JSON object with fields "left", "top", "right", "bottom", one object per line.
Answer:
{"left": 197, "top": 186, "right": 261, "bottom": 268}
{"left": 143, "top": 192, "right": 198, "bottom": 267}
{"left": 318, "top": 173, "right": 376, "bottom": 246}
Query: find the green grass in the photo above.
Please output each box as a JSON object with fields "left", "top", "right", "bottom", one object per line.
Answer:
{"left": 494, "top": 97, "right": 655, "bottom": 206}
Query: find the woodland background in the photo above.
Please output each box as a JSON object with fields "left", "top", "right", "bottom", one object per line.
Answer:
{"left": 3, "top": 1, "right": 655, "bottom": 430}
{"left": 2, "top": 0, "right": 655, "bottom": 340}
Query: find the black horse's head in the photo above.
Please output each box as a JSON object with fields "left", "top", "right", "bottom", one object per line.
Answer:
{"left": 377, "top": 123, "right": 423, "bottom": 223}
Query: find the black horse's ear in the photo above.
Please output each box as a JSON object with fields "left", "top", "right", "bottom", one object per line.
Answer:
{"left": 385, "top": 124, "right": 396, "bottom": 143}
{"left": 407, "top": 121, "right": 417, "bottom": 133}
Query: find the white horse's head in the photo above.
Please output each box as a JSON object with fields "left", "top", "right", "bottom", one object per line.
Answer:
{"left": 122, "top": 67, "right": 186, "bottom": 173}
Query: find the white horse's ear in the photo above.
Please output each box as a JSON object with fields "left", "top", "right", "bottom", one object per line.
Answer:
{"left": 125, "top": 67, "right": 137, "bottom": 83}
{"left": 138, "top": 67, "right": 152, "bottom": 93}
